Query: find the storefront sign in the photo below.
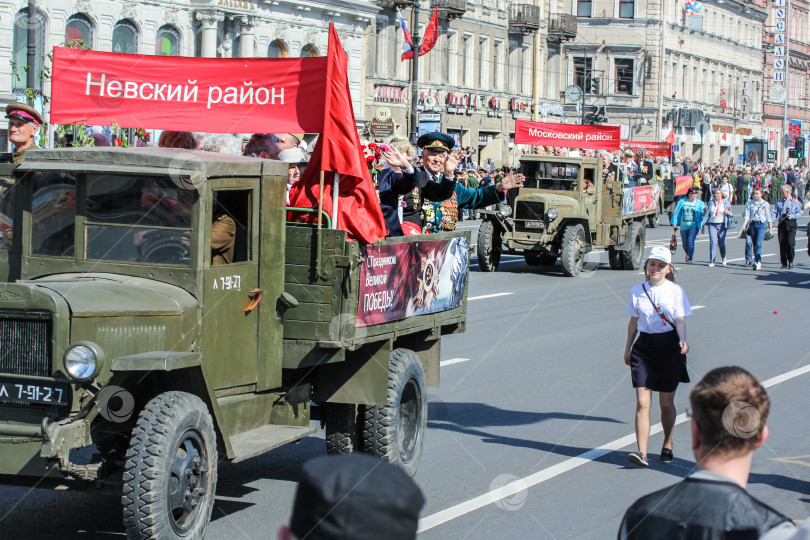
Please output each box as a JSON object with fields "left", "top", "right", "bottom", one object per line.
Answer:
{"left": 537, "top": 102, "right": 564, "bottom": 117}
{"left": 369, "top": 118, "right": 395, "bottom": 139}
{"left": 375, "top": 85, "right": 407, "bottom": 102}
{"left": 738, "top": 78, "right": 751, "bottom": 121}
{"left": 357, "top": 237, "right": 468, "bottom": 327}
{"left": 515, "top": 120, "right": 620, "bottom": 151}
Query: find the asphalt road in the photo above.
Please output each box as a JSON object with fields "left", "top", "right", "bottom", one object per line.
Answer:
{"left": 1, "top": 208, "right": 809, "bottom": 539}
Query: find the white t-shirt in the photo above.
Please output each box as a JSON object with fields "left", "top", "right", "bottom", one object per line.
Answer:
{"left": 720, "top": 183, "right": 733, "bottom": 200}
{"left": 627, "top": 280, "right": 692, "bottom": 334}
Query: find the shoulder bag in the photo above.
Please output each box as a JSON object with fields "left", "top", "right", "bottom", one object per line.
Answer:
{"left": 642, "top": 284, "right": 676, "bottom": 330}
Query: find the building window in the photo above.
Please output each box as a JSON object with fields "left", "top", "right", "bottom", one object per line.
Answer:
{"left": 12, "top": 8, "right": 46, "bottom": 93}
{"left": 577, "top": 0, "right": 592, "bottom": 17}
{"left": 574, "top": 57, "right": 593, "bottom": 93}
{"left": 66, "top": 13, "right": 94, "bottom": 46}
{"left": 615, "top": 58, "right": 634, "bottom": 95}
{"left": 300, "top": 44, "right": 318, "bottom": 57}
{"left": 447, "top": 31, "right": 458, "bottom": 85}
{"left": 112, "top": 20, "right": 138, "bottom": 54}
{"left": 462, "top": 34, "right": 474, "bottom": 87}
{"left": 479, "top": 37, "right": 490, "bottom": 90}
{"left": 268, "top": 40, "right": 286, "bottom": 57}
{"left": 156, "top": 25, "right": 181, "bottom": 56}
{"left": 618, "top": 0, "right": 635, "bottom": 19}
{"left": 493, "top": 40, "right": 504, "bottom": 91}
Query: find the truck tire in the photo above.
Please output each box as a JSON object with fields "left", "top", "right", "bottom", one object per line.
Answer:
{"left": 608, "top": 247, "right": 624, "bottom": 270}
{"left": 647, "top": 210, "right": 660, "bottom": 229}
{"left": 325, "top": 404, "right": 361, "bottom": 454}
{"left": 362, "top": 349, "right": 427, "bottom": 477}
{"left": 560, "top": 224, "right": 587, "bottom": 277}
{"left": 122, "top": 392, "right": 217, "bottom": 540}
{"left": 621, "top": 222, "right": 645, "bottom": 270}
{"left": 476, "top": 220, "right": 501, "bottom": 272}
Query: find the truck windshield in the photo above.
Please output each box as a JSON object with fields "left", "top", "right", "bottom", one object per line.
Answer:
{"left": 522, "top": 161, "right": 580, "bottom": 191}
{"left": 30, "top": 172, "right": 195, "bottom": 265}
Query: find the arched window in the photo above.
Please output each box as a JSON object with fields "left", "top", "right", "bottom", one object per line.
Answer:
{"left": 112, "top": 20, "right": 138, "bottom": 54}
{"left": 268, "top": 40, "right": 287, "bottom": 58}
{"left": 300, "top": 44, "right": 318, "bottom": 57}
{"left": 12, "top": 8, "right": 47, "bottom": 92}
{"left": 65, "top": 13, "right": 94, "bottom": 46}
{"left": 155, "top": 25, "right": 181, "bottom": 56}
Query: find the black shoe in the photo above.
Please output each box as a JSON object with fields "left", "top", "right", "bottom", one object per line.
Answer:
{"left": 744, "top": 260, "right": 752, "bottom": 267}
{"left": 781, "top": 265, "right": 788, "bottom": 269}
{"left": 660, "top": 448, "right": 673, "bottom": 463}
{"left": 628, "top": 452, "right": 649, "bottom": 467}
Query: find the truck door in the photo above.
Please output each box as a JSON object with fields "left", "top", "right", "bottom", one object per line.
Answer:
{"left": 203, "top": 181, "right": 260, "bottom": 392}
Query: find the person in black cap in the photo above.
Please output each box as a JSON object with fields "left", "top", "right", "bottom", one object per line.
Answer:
{"left": 398, "top": 132, "right": 462, "bottom": 235}
{"left": 280, "top": 454, "right": 425, "bottom": 540}
{"left": 4, "top": 102, "right": 44, "bottom": 165}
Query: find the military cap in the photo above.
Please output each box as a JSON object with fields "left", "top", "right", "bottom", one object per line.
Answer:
{"left": 5, "top": 102, "right": 43, "bottom": 125}
{"left": 290, "top": 454, "right": 425, "bottom": 540}
{"left": 289, "top": 133, "right": 305, "bottom": 145}
{"left": 623, "top": 148, "right": 634, "bottom": 157}
{"left": 417, "top": 132, "right": 455, "bottom": 153}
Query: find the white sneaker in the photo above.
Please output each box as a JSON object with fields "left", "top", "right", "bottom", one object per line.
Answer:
{"left": 708, "top": 263, "right": 715, "bottom": 268}
{"left": 753, "top": 262, "right": 760, "bottom": 271}
{"left": 722, "top": 259, "right": 727, "bottom": 267}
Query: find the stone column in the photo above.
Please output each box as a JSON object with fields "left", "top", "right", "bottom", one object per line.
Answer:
{"left": 196, "top": 10, "right": 223, "bottom": 58}
{"left": 239, "top": 17, "right": 257, "bottom": 57}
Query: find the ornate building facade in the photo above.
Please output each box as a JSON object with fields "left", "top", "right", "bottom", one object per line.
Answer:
{"left": 1, "top": 0, "right": 378, "bottom": 149}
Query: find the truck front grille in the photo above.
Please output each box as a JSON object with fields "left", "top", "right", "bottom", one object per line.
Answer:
{"left": 0, "top": 318, "right": 51, "bottom": 377}
{"left": 515, "top": 202, "right": 545, "bottom": 221}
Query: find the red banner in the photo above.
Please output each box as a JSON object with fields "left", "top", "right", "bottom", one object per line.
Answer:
{"left": 50, "top": 48, "right": 328, "bottom": 133}
{"left": 622, "top": 185, "right": 661, "bottom": 216}
{"left": 358, "top": 237, "right": 468, "bottom": 327}
{"left": 674, "top": 175, "right": 693, "bottom": 196}
{"left": 621, "top": 141, "right": 672, "bottom": 158}
{"left": 515, "top": 120, "right": 620, "bottom": 151}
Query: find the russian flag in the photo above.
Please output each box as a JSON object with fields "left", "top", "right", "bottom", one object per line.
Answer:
{"left": 398, "top": 9, "right": 415, "bottom": 61}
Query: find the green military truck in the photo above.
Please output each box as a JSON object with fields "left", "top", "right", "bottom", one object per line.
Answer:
{"left": 477, "top": 155, "right": 662, "bottom": 277}
{"left": 0, "top": 148, "right": 468, "bottom": 539}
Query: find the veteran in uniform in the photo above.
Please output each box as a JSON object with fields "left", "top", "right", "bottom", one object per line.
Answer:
{"left": 3, "top": 102, "right": 43, "bottom": 165}
{"left": 399, "top": 132, "right": 462, "bottom": 235}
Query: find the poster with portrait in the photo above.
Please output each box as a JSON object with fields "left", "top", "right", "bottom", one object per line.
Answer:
{"left": 358, "top": 236, "right": 469, "bottom": 327}
{"left": 622, "top": 185, "right": 660, "bottom": 216}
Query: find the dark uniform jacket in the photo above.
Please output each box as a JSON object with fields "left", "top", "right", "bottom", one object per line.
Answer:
{"left": 399, "top": 166, "right": 456, "bottom": 231}
{"left": 377, "top": 167, "right": 418, "bottom": 237}
{"left": 619, "top": 472, "right": 792, "bottom": 540}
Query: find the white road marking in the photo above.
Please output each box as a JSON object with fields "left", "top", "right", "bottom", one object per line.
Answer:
{"left": 692, "top": 305, "right": 706, "bottom": 310}
{"left": 440, "top": 358, "right": 472, "bottom": 367}
{"left": 798, "top": 280, "right": 810, "bottom": 285}
{"left": 468, "top": 292, "right": 514, "bottom": 301}
{"left": 726, "top": 254, "right": 776, "bottom": 263}
{"left": 417, "top": 364, "right": 810, "bottom": 533}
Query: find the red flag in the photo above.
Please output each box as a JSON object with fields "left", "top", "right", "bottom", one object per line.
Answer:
{"left": 721, "top": 127, "right": 728, "bottom": 141}
{"left": 419, "top": 8, "right": 440, "bottom": 56}
{"left": 288, "top": 25, "right": 387, "bottom": 244}
{"left": 665, "top": 129, "right": 675, "bottom": 146}
{"left": 769, "top": 131, "right": 775, "bottom": 143}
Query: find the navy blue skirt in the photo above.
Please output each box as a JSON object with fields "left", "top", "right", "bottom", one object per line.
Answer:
{"left": 630, "top": 330, "right": 690, "bottom": 392}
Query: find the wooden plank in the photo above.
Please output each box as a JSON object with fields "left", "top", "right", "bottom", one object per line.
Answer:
{"left": 285, "top": 245, "right": 336, "bottom": 266}
{"left": 283, "top": 320, "right": 331, "bottom": 341}
{"left": 285, "top": 283, "right": 336, "bottom": 305}
{"left": 284, "top": 302, "right": 333, "bottom": 322}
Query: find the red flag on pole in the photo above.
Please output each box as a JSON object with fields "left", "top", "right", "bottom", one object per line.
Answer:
{"left": 721, "top": 127, "right": 728, "bottom": 141}
{"left": 665, "top": 129, "right": 675, "bottom": 146}
{"left": 419, "top": 8, "right": 440, "bottom": 56}
{"left": 288, "top": 24, "right": 387, "bottom": 244}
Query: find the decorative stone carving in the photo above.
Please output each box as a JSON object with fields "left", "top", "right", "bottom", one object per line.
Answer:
{"left": 163, "top": 7, "right": 180, "bottom": 25}
{"left": 195, "top": 10, "right": 225, "bottom": 24}
{"left": 305, "top": 26, "right": 318, "bottom": 44}
{"left": 121, "top": 1, "right": 138, "bottom": 21}
{"left": 75, "top": 0, "right": 93, "bottom": 16}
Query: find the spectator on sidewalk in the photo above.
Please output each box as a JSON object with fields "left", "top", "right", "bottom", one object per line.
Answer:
{"left": 619, "top": 366, "right": 795, "bottom": 540}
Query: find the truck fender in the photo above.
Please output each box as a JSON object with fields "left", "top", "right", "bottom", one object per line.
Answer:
{"left": 559, "top": 219, "right": 592, "bottom": 252}
{"left": 478, "top": 211, "right": 509, "bottom": 234}
{"left": 109, "top": 352, "right": 232, "bottom": 458}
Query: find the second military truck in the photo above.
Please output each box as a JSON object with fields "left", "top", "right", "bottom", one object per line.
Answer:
{"left": 477, "top": 155, "right": 663, "bottom": 277}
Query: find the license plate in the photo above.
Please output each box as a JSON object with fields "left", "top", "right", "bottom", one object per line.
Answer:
{"left": 525, "top": 221, "right": 543, "bottom": 229}
{"left": 0, "top": 377, "right": 70, "bottom": 406}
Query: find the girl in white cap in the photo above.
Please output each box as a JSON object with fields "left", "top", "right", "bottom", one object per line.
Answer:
{"left": 623, "top": 246, "right": 692, "bottom": 467}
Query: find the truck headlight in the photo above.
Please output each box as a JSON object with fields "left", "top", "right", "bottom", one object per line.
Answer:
{"left": 65, "top": 343, "right": 103, "bottom": 381}
{"left": 547, "top": 208, "right": 558, "bottom": 220}
{"left": 500, "top": 206, "right": 512, "bottom": 218}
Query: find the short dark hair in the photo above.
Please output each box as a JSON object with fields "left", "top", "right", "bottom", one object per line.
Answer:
{"left": 689, "top": 366, "right": 770, "bottom": 458}
{"left": 244, "top": 133, "right": 278, "bottom": 159}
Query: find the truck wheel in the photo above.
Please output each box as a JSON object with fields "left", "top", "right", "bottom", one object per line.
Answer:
{"left": 647, "top": 211, "right": 660, "bottom": 229}
{"left": 363, "top": 349, "right": 427, "bottom": 477}
{"left": 476, "top": 220, "right": 501, "bottom": 272}
{"left": 122, "top": 392, "right": 217, "bottom": 540}
{"left": 560, "top": 224, "right": 587, "bottom": 277}
{"left": 608, "top": 247, "right": 624, "bottom": 270}
{"left": 621, "top": 222, "right": 645, "bottom": 270}
{"left": 325, "top": 404, "right": 361, "bottom": 454}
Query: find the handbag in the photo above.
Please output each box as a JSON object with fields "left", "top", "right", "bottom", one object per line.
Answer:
{"left": 669, "top": 233, "right": 678, "bottom": 253}
{"left": 727, "top": 214, "right": 739, "bottom": 228}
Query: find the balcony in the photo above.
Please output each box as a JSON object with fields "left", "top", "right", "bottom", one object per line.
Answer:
{"left": 508, "top": 4, "right": 541, "bottom": 35}
{"left": 430, "top": 0, "right": 466, "bottom": 20}
{"left": 547, "top": 13, "right": 577, "bottom": 42}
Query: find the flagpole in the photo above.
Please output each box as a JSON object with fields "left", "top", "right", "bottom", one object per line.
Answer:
{"left": 409, "top": 3, "right": 421, "bottom": 146}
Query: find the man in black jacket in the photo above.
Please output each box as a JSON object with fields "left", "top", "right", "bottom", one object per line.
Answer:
{"left": 398, "top": 132, "right": 461, "bottom": 235}
{"left": 619, "top": 366, "right": 794, "bottom": 540}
